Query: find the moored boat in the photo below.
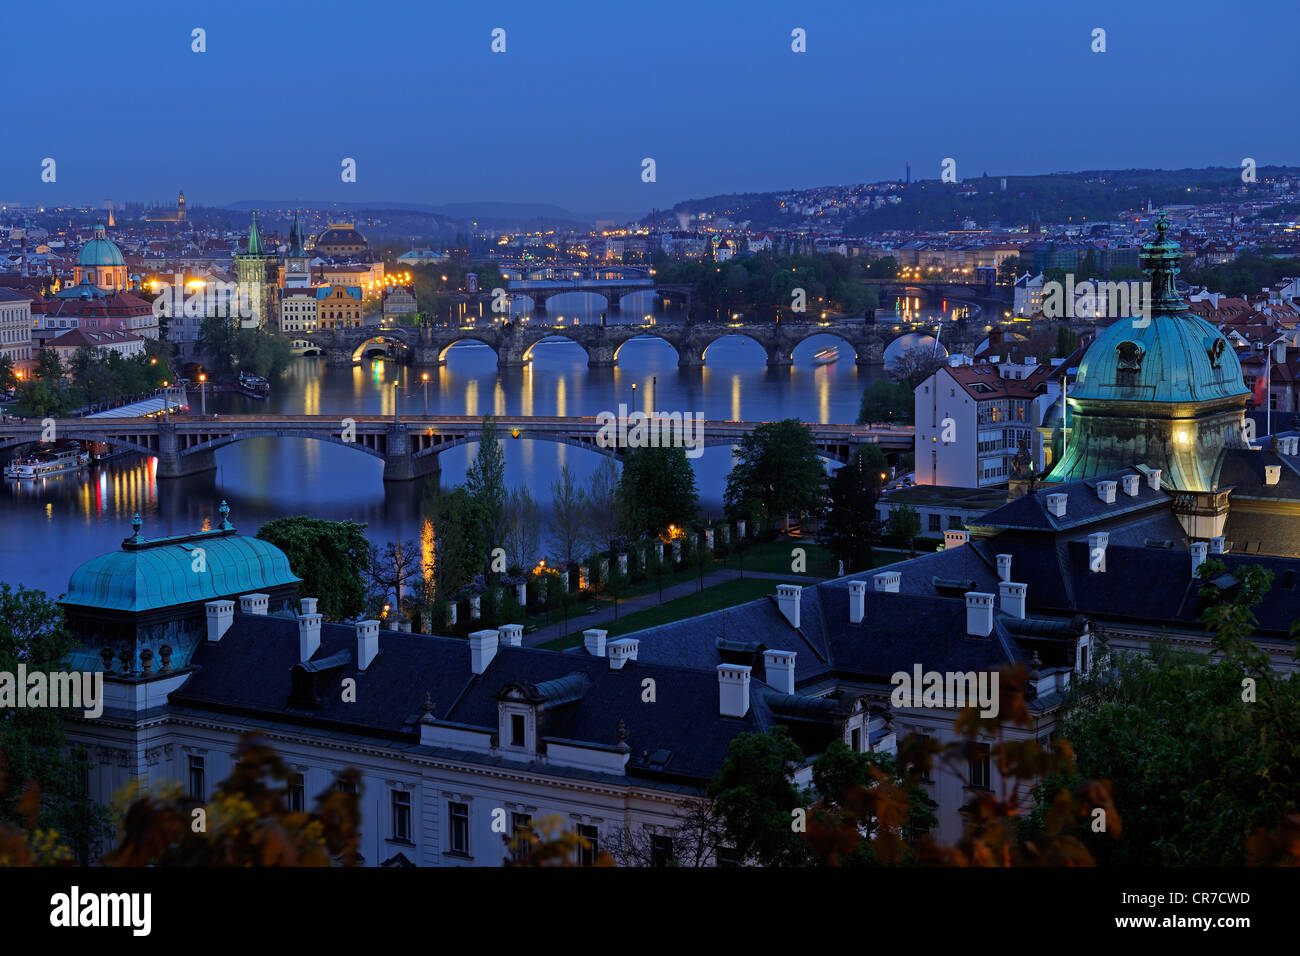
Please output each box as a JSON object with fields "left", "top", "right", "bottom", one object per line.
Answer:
{"left": 237, "top": 372, "right": 271, "bottom": 399}
{"left": 4, "top": 441, "right": 91, "bottom": 480}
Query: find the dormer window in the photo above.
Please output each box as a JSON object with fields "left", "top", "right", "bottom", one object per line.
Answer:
{"left": 1207, "top": 337, "right": 1226, "bottom": 368}
{"left": 1116, "top": 340, "right": 1145, "bottom": 371}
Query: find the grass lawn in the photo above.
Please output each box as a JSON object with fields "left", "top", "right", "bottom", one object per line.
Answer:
{"left": 720, "top": 537, "right": 836, "bottom": 577}
{"left": 538, "top": 577, "right": 783, "bottom": 650}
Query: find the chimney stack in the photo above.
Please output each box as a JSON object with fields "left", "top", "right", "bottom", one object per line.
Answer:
{"left": 1147, "top": 468, "right": 1162, "bottom": 490}
{"left": 873, "top": 570, "right": 901, "bottom": 593}
{"left": 1209, "top": 536, "right": 1226, "bottom": 554}
{"left": 944, "top": 529, "right": 969, "bottom": 550}
{"left": 763, "top": 649, "right": 796, "bottom": 695}
{"left": 298, "top": 604, "right": 323, "bottom": 661}
{"left": 996, "top": 554, "right": 1013, "bottom": 583}
{"left": 469, "top": 629, "right": 499, "bottom": 674}
{"left": 583, "top": 629, "right": 607, "bottom": 658}
{"left": 1122, "top": 474, "right": 1141, "bottom": 496}
{"left": 717, "top": 664, "right": 751, "bottom": 717}
{"left": 965, "top": 592, "right": 995, "bottom": 637}
{"left": 499, "top": 623, "right": 524, "bottom": 647}
{"left": 1088, "top": 532, "right": 1109, "bottom": 573}
{"left": 1265, "top": 464, "right": 1281, "bottom": 485}
{"left": 848, "top": 580, "right": 867, "bottom": 624}
{"left": 1190, "top": 541, "right": 1209, "bottom": 575}
{"left": 1096, "top": 480, "right": 1116, "bottom": 504}
{"left": 205, "top": 599, "right": 234, "bottom": 642}
{"left": 607, "top": 637, "right": 639, "bottom": 670}
{"left": 356, "top": 619, "right": 379, "bottom": 670}
{"left": 999, "top": 581, "right": 1027, "bottom": 619}
{"left": 776, "top": 584, "right": 802, "bottom": 629}
{"left": 239, "top": 593, "right": 269, "bottom": 615}
{"left": 1045, "top": 493, "right": 1068, "bottom": 517}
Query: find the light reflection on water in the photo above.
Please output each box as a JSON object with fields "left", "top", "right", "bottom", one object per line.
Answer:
{"left": 0, "top": 295, "right": 962, "bottom": 594}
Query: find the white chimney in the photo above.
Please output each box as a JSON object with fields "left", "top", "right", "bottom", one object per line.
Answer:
{"left": 944, "top": 529, "right": 969, "bottom": 550}
{"left": 300, "top": 597, "right": 318, "bottom": 616}
{"left": 1274, "top": 340, "right": 1287, "bottom": 363}
{"left": 469, "top": 629, "right": 499, "bottom": 674}
{"left": 607, "top": 637, "right": 639, "bottom": 670}
{"left": 1265, "top": 464, "right": 1281, "bottom": 485}
{"left": 763, "top": 649, "right": 796, "bottom": 695}
{"left": 996, "top": 554, "right": 1013, "bottom": 582}
{"left": 1045, "top": 493, "right": 1068, "bottom": 517}
{"left": 776, "top": 584, "right": 802, "bottom": 629}
{"left": 1122, "top": 474, "right": 1141, "bottom": 496}
{"left": 1088, "top": 532, "right": 1109, "bottom": 573}
{"left": 873, "top": 570, "right": 901, "bottom": 593}
{"left": 848, "top": 580, "right": 867, "bottom": 623}
{"left": 999, "top": 581, "right": 1027, "bottom": 620}
{"left": 356, "top": 619, "right": 379, "bottom": 670}
{"left": 717, "top": 664, "right": 751, "bottom": 717}
{"left": 239, "top": 593, "right": 269, "bottom": 615}
{"left": 205, "top": 599, "right": 234, "bottom": 642}
{"left": 1147, "top": 468, "right": 1162, "bottom": 490}
{"left": 499, "top": 623, "right": 524, "bottom": 647}
{"left": 298, "top": 608, "right": 323, "bottom": 661}
{"left": 965, "top": 592, "right": 995, "bottom": 637}
{"left": 1190, "top": 541, "right": 1208, "bottom": 574}
{"left": 1209, "top": 536, "right": 1226, "bottom": 554}
{"left": 1096, "top": 480, "right": 1116, "bottom": 504}
{"left": 584, "top": 629, "right": 607, "bottom": 657}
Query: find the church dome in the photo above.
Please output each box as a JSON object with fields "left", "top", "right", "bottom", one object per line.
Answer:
{"left": 78, "top": 220, "right": 125, "bottom": 268}
{"left": 1071, "top": 215, "right": 1248, "bottom": 405}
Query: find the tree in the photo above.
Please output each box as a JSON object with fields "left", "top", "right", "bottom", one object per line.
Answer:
{"left": 1055, "top": 326, "right": 1078, "bottom": 358}
{"left": 997, "top": 255, "right": 1022, "bottom": 285}
{"left": 197, "top": 314, "right": 238, "bottom": 376}
{"left": 723, "top": 419, "right": 827, "bottom": 530}
{"left": 104, "top": 734, "right": 360, "bottom": 866}
{"left": 887, "top": 345, "right": 946, "bottom": 390}
{"left": 618, "top": 445, "right": 699, "bottom": 538}
{"left": 0, "top": 584, "right": 109, "bottom": 864}
{"left": 368, "top": 539, "right": 423, "bottom": 618}
{"left": 466, "top": 417, "right": 507, "bottom": 573}
{"left": 432, "top": 486, "right": 483, "bottom": 606}
{"left": 256, "top": 517, "right": 370, "bottom": 621}
{"left": 858, "top": 378, "right": 913, "bottom": 425}
{"left": 0, "top": 355, "right": 14, "bottom": 391}
{"left": 883, "top": 504, "right": 920, "bottom": 551}
{"left": 818, "top": 447, "right": 886, "bottom": 573}
{"left": 587, "top": 458, "right": 621, "bottom": 554}
{"left": 707, "top": 727, "right": 810, "bottom": 867}
{"left": 548, "top": 466, "right": 588, "bottom": 565}
{"left": 503, "top": 486, "right": 541, "bottom": 571}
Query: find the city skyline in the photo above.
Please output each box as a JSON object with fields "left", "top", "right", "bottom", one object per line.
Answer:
{"left": 5, "top": 0, "right": 1296, "bottom": 218}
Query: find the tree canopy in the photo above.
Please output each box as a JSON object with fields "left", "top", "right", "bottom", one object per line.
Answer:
{"left": 723, "top": 419, "right": 827, "bottom": 526}
{"left": 255, "top": 517, "right": 370, "bottom": 621}
{"left": 617, "top": 445, "right": 699, "bottom": 538}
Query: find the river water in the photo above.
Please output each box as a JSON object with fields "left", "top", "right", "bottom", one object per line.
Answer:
{"left": 0, "top": 294, "right": 962, "bottom": 597}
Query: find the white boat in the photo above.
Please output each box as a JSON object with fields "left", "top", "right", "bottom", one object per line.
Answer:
{"left": 812, "top": 347, "right": 839, "bottom": 366}
{"left": 5, "top": 442, "right": 91, "bottom": 480}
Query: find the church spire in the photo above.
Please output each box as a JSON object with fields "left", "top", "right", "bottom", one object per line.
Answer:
{"left": 1141, "top": 212, "right": 1185, "bottom": 316}
{"left": 288, "top": 210, "right": 305, "bottom": 258}
{"left": 246, "top": 213, "right": 265, "bottom": 256}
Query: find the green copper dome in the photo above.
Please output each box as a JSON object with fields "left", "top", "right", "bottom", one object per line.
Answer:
{"left": 78, "top": 219, "right": 126, "bottom": 268}
{"left": 63, "top": 516, "right": 301, "bottom": 613}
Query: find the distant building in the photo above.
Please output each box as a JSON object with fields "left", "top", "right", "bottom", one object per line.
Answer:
{"left": 397, "top": 249, "right": 448, "bottom": 265}
{"left": 282, "top": 212, "right": 312, "bottom": 289}
{"left": 234, "top": 215, "right": 277, "bottom": 329}
{"left": 279, "top": 288, "right": 319, "bottom": 334}
{"left": 315, "top": 223, "right": 368, "bottom": 258}
{"left": 47, "top": 326, "right": 145, "bottom": 365}
{"left": 71, "top": 220, "right": 128, "bottom": 293}
{"left": 317, "top": 285, "right": 363, "bottom": 329}
{"left": 0, "top": 288, "right": 34, "bottom": 376}
{"left": 1012, "top": 272, "right": 1045, "bottom": 316}
{"left": 382, "top": 286, "right": 417, "bottom": 321}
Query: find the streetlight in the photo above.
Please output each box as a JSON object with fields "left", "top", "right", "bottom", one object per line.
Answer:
{"left": 199, "top": 373, "right": 207, "bottom": 416}
{"left": 162, "top": 381, "right": 170, "bottom": 421}
{"left": 393, "top": 380, "right": 400, "bottom": 425}
{"left": 422, "top": 371, "right": 429, "bottom": 413}
{"left": 651, "top": 375, "right": 656, "bottom": 413}
{"left": 630, "top": 381, "right": 636, "bottom": 410}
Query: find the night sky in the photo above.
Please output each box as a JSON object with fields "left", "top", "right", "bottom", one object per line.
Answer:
{"left": 4, "top": 0, "right": 1296, "bottom": 218}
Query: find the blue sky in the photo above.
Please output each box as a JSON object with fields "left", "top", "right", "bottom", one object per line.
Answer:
{"left": 3, "top": 0, "right": 1296, "bottom": 218}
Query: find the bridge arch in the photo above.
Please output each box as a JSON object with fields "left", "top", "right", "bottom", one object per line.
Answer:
{"left": 408, "top": 430, "right": 623, "bottom": 463}
{"left": 785, "top": 330, "right": 862, "bottom": 364}
{"left": 699, "top": 332, "right": 768, "bottom": 362}
{"left": 610, "top": 331, "right": 680, "bottom": 363}
{"left": 520, "top": 333, "right": 591, "bottom": 365}
{"left": 0, "top": 431, "right": 158, "bottom": 458}
{"left": 180, "top": 431, "right": 388, "bottom": 461}
{"left": 350, "top": 335, "right": 411, "bottom": 362}
{"left": 437, "top": 335, "right": 501, "bottom": 364}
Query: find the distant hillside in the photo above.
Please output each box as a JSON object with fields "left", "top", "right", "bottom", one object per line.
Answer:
{"left": 644, "top": 166, "right": 1300, "bottom": 235}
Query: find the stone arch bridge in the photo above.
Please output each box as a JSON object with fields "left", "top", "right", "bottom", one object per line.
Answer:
{"left": 298, "top": 320, "right": 981, "bottom": 368}
{"left": 0, "top": 415, "right": 913, "bottom": 481}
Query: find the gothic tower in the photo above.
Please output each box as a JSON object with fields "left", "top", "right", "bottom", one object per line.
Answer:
{"left": 234, "top": 213, "right": 277, "bottom": 328}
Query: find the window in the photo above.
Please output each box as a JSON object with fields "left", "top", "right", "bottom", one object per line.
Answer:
{"left": 334, "top": 775, "right": 357, "bottom": 795}
{"left": 651, "top": 834, "right": 675, "bottom": 868}
{"left": 448, "top": 801, "right": 470, "bottom": 856}
{"left": 187, "top": 756, "right": 205, "bottom": 800}
{"left": 391, "top": 790, "right": 412, "bottom": 843}
{"left": 510, "top": 713, "right": 526, "bottom": 747}
{"left": 511, "top": 813, "right": 533, "bottom": 861}
{"left": 715, "top": 845, "right": 740, "bottom": 867}
{"left": 850, "top": 726, "right": 862, "bottom": 752}
{"left": 289, "top": 772, "right": 305, "bottom": 811}
{"left": 928, "top": 514, "right": 942, "bottom": 532}
{"left": 576, "top": 824, "right": 600, "bottom": 865}
{"left": 948, "top": 516, "right": 963, "bottom": 529}
{"left": 969, "top": 743, "right": 991, "bottom": 790}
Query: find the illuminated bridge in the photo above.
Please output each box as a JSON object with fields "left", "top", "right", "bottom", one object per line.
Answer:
{"left": 0, "top": 415, "right": 914, "bottom": 482}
